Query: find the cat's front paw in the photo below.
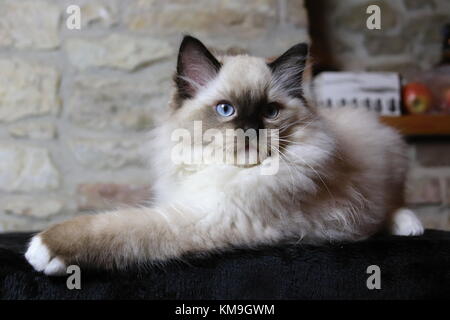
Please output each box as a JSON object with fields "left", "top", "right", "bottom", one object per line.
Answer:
{"left": 25, "top": 235, "right": 67, "bottom": 276}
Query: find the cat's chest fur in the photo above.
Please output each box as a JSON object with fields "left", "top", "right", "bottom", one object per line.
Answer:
{"left": 173, "top": 164, "right": 267, "bottom": 208}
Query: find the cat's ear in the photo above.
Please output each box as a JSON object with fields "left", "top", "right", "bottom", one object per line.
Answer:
{"left": 175, "top": 35, "right": 222, "bottom": 99}
{"left": 268, "top": 43, "right": 308, "bottom": 99}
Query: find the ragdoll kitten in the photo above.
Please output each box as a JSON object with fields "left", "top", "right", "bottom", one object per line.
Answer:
{"left": 25, "top": 36, "right": 424, "bottom": 276}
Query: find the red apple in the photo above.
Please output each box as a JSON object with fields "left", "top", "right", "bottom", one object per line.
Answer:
{"left": 403, "top": 82, "right": 433, "bottom": 114}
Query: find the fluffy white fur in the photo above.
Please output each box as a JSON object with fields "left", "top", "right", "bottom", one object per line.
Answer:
{"left": 151, "top": 106, "right": 418, "bottom": 245}
{"left": 390, "top": 208, "right": 424, "bottom": 236}
{"left": 25, "top": 37, "right": 424, "bottom": 276}
{"left": 151, "top": 52, "right": 422, "bottom": 245}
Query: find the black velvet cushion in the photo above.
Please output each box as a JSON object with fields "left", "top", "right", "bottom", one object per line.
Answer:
{"left": 0, "top": 230, "right": 449, "bottom": 300}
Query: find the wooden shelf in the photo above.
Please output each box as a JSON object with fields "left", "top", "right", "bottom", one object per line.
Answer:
{"left": 380, "top": 115, "right": 450, "bottom": 136}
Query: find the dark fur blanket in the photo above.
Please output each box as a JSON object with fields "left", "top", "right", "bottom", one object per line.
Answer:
{"left": 0, "top": 230, "right": 449, "bottom": 300}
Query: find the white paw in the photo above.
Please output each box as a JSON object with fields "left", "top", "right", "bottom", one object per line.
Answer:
{"left": 25, "top": 235, "right": 67, "bottom": 276}
{"left": 390, "top": 208, "right": 424, "bottom": 236}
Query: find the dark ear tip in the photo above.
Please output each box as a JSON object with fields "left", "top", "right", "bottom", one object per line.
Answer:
{"left": 291, "top": 42, "right": 308, "bottom": 56}
{"left": 180, "top": 35, "right": 202, "bottom": 47}
{"left": 181, "top": 34, "right": 195, "bottom": 42}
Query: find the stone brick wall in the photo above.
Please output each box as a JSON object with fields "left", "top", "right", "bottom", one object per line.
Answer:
{"left": 0, "top": 0, "right": 309, "bottom": 231}
{"left": 322, "top": 0, "right": 450, "bottom": 74}
{"left": 1, "top": 0, "right": 449, "bottom": 233}
{"left": 405, "top": 142, "right": 450, "bottom": 230}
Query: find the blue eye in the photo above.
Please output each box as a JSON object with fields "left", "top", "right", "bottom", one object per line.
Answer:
{"left": 215, "top": 103, "right": 235, "bottom": 117}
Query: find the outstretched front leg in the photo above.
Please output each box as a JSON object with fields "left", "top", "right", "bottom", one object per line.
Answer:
{"left": 25, "top": 206, "right": 200, "bottom": 275}
{"left": 24, "top": 206, "right": 268, "bottom": 276}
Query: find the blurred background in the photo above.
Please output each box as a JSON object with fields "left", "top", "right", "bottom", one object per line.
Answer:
{"left": 0, "top": 0, "right": 449, "bottom": 232}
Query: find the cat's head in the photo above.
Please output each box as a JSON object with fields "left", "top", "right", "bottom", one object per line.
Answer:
{"left": 169, "top": 35, "right": 316, "bottom": 167}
